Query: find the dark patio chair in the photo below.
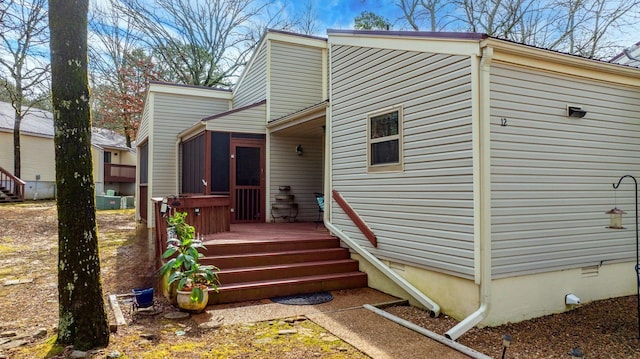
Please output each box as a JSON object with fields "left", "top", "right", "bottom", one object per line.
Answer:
{"left": 314, "top": 192, "right": 324, "bottom": 228}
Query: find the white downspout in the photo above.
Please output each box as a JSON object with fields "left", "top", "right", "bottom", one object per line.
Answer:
{"left": 323, "top": 40, "right": 440, "bottom": 317}
{"left": 175, "top": 137, "right": 181, "bottom": 196}
{"left": 323, "top": 221, "right": 441, "bottom": 317}
{"left": 445, "top": 46, "right": 493, "bottom": 341}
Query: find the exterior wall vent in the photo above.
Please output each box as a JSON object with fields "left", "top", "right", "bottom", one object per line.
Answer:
{"left": 389, "top": 261, "right": 405, "bottom": 273}
{"left": 581, "top": 265, "right": 599, "bottom": 278}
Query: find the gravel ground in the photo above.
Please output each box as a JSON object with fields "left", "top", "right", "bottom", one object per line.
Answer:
{"left": 386, "top": 296, "right": 640, "bottom": 358}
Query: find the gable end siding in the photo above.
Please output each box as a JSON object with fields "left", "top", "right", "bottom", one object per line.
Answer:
{"left": 233, "top": 45, "right": 267, "bottom": 108}
{"left": 270, "top": 41, "right": 324, "bottom": 120}
{"left": 330, "top": 44, "right": 476, "bottom": 279}
{"left": 151, "top": 93, "right": 230, "bottom": 197}
{"left": 490, "top": 64, "right": 640, "bottom": 277}
{"left": 205, "top": 103, "right": 266, "bottom": 134}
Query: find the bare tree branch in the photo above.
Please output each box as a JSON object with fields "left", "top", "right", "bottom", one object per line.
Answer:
{"left": 394, "top": 0, "right": 640, "bottom": 59}
{"left": 0, "top": 0, "right": 50, "bottom": 178}
{"left": 113, "top": 0, "right": 292, "bottom": 88}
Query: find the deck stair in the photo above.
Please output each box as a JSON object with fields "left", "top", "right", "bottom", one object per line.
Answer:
{"left": 0, "top": 166, "right": 24, "bottom": 203}
{"left": 0, "top": 186, "right": 22, "bottom": 203}
{"left": 200, "top": 233, "right": 368, "bottom": 305}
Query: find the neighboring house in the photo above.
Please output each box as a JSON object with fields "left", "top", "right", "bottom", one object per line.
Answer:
{"left": 611, "top": 41, "right": 640, "bottom": 67}
{"left": 138, "top": 29, "right": 640, "bottom": 334}
{"left": 91, "top": 127, "right": 137, "bottom": 197}
{"left": 0, "top": 101, "right": 136, "bottom": 200}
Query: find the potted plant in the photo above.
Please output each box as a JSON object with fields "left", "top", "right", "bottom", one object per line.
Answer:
{"left": 159, "top": 211, "right": 219, "bottom": 312}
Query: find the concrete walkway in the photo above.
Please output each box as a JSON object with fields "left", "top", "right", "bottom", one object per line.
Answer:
{"left": 192, "top": 287, "right": 483, "bottom": 359}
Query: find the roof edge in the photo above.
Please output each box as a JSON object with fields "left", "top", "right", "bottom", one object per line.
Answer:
{"left": 327, "top": 29, "right": 488, "bottom": 41}
{"left": 203, "top": 99, "right": 267, "bottom": 122}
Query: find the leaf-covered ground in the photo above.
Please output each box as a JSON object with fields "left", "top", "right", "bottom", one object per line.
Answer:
{"left": 0, "top": 202, "right": 367, "bottom": 358}
{"left": 1, "top": 201, "right": 640, "bottom": 358}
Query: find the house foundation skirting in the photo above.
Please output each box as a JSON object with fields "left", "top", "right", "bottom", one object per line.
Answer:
{"left": 353, "top": 253, "right": 636, "bottom": 327}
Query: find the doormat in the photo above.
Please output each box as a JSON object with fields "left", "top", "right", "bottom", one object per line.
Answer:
{"left": 271, "top": 292, "right": 333, "bottom": 305}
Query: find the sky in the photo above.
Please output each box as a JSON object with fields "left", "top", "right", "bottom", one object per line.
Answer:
{"left": 288, "top": 0, "right": 400, "bottom": 36}
{"left": 297, "top": 0, "right": 399, "bottom": 32}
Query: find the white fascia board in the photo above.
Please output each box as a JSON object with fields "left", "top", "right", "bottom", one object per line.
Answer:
{"left": 148, "top": 83, "right": 232, "bottom": 100}
{"left": 484, "top": 38, "right": 640, "bottom": 87}
{"left": 328, "top": 33, "right": 482, "bottom": 57}
{"left": 268, "top": 31, "right": 328, "bottom": 49}
{"left": 178, "top": 121, "right": 206, "bottom": 141}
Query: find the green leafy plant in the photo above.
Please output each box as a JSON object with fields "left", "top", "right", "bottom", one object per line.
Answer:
{"left": 159, "top": 211, "right": 219, "bottom": 303}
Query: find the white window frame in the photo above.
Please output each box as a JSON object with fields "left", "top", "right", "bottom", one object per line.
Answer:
{"left": 366, "top": 105, "right": 403, "bottom": 173}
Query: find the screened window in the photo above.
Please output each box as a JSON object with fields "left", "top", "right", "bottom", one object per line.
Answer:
{"left": 367, "top": 106, "right": 403, "bottom": 172}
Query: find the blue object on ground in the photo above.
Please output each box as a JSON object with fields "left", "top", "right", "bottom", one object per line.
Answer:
{"left": 133, "top": 287, "right": 154, "bottom": 308}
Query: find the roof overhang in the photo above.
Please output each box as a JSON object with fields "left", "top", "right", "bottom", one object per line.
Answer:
{"left": 327, "top": 30, "right": 484, "bottom": 57}
{"left": 147, "top": 82, "right": 233, "bottom": 101}
{"left": 484, "top": 38, "right": 640, "bottom": 87}
{"left": 178, "top": 121, "right": 206, "bottom": 142}
{"left": 267, "top": 100, "right": 328, "bottom": 138}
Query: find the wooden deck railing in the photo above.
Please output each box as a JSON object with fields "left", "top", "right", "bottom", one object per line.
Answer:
{"left": 332, "top": 190, "right": 377, "bottom": 248}
{"left": 153, "top": 195, "right": 231, "bottom": 265}
{"left": 104, "top": 163, "right": 135, "bottom": 183}
{"left": 0, "top": 165, "right": 25, "bottom": 202}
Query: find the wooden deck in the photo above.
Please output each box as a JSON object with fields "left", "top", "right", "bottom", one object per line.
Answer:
{"left": 204, "top": 222, "right": 329, "bottom": 242}
{"left": 193, "top": 222, "right": 368, "bottom": 305}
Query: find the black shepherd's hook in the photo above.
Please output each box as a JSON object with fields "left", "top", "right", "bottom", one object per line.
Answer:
{"left": 613, "top": 175, "right": 639, "bottom": 339}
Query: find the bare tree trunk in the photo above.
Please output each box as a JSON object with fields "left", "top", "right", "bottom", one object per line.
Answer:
{"left": 13, "top": 112, "right": 21, "bottom": 178}
{"left": 49, "top": 0, "right": 110, "bottom": 350}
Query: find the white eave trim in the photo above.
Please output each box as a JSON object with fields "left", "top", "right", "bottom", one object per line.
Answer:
{"left": 177, "top": 121, "right": 206, "bottom": 141}
{"left": 148, "top": 82, "right": 233, "bottom": 100}
{"left": 484, "top": 38, "right": 640, "bottom": 86}
{"left": 328, "top": 32, "right": 482, "bottom": 57}
{"left": 267, "top": 101, "right": 328, "bottom": 133}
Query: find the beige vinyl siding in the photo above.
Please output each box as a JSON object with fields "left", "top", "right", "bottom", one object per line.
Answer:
{"left": 270, "top": 41, "right": 324, "bottom": 121}
{"left": 120, "top": 150, "right": 136, "bottom": 166}
{"left": 490, "top": 64, "right": 640, "bottom": 277}
{"left": 330, "top": 44, "right": 476, "bottom": 278}
{"left": 0, "top": 131, "right": 13, "bottom": 172}
{"left": 19, "top": 134, "right": 56, "bottom": 181}
{"left": 205, "top": 103, "right": 266, "bottom": 134}
{"left": 138, "top": 99, "right": 151, "bottom": 143}
{"left": 92, "top": 147, "right": 103, "bottom": 194}
{"left": 151, "top": 93, "right": 230, "bottom": 197}
{"left": 269, "top": 134, "right": 324, "bottom": 222}
{"left": 233, "top": 45, "right": 267, "bottom": 108}
{"left": 0, "top": 132, "right": 56, "bottom": 181}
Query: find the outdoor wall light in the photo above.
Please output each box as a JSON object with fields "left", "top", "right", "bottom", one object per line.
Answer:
{"left": 567, "top": 106, "right": 587, "bottom": 118}
{"left": 501, "top": 334, "right": 512, "bottom": 359}
{"left": 296, "top": 144, "right": 303, "bottom": 156}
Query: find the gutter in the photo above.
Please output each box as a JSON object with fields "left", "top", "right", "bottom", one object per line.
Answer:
{"left": 444, "top": 45, "right": 494, "bottom": 341}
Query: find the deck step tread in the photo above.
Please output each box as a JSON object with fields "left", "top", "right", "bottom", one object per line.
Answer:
{"left": 203, "top": 236, "right": 335, "bottom": 245}
{"left": 207, "top": 271, "right": 368, "bottom": 304}
{"left": 216, "top": 259, "right": 360, "bottom": 284}
{"left": 216, "top": 271, "right": 366, "bottom": 291}
{"left": 218, "top": 259, "right": 357, "bottom": 274}
{"left": 205, "top": 247, "right": 349, "bottom": 260}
